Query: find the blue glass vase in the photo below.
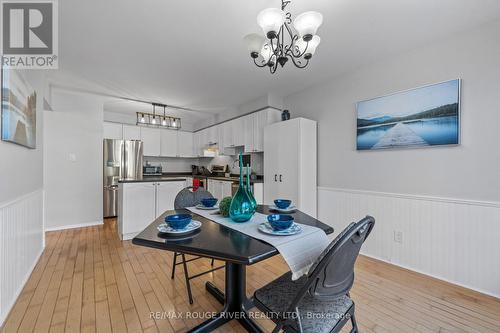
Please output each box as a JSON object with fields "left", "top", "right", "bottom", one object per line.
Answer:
{"left": 229, "top": 154, "right": 256, "bottom": 222}
{"left": 246, "top": 165, "right": 257, "bottom": 210}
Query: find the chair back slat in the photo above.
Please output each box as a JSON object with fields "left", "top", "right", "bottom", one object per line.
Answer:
{"left": 174, "top": 186, "right": 214, "bottom": 209}
{"left": 307, "top": 216, "right": 375, "bottom": 300}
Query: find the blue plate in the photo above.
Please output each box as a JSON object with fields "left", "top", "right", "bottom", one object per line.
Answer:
{"left": 269, "top": 205, "right": 297, "bottom": 213}
{"left": 157, "top": 220, "right": 202, "bottom": 235}
{"left": 258, "top": 222, "right": 302, "bottom": 236}
{"left": 195, "top": 204, "right": 219, "bottom": 210}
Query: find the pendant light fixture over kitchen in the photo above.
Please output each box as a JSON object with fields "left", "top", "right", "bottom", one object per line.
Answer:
{"left": 244, "top": 0, "right": 323, "bottom": 74}
{"left": 136, "top": 103, "right": 181, "bottom": 129}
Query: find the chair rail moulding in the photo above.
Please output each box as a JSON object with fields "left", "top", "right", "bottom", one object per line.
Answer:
{"left": 317, "top": 186, "right": 500, "bottom": 298}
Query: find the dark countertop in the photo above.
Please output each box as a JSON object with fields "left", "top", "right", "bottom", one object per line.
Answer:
{"left": 119, "top": 173, "right": 264, "bottom": 184}
{"left": 145, "top": 172, "right": 263, "bottom": 183}
{"left": 119, "top": 177, "right": 187, "bottom": 183}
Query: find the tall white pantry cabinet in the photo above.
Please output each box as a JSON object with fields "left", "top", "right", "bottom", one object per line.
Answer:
{"left": 263, "top": 118, "right": 317, "bottom": 217}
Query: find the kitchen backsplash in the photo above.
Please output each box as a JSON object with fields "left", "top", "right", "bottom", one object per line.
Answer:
{"left": 198, "top": 153, "right": 263, "bottom": 175}
{"left": 144, "top": 153, "right": 263, "bottom": 175}
{"left": 144, "top": 157, "right": 195, "bottom": 173}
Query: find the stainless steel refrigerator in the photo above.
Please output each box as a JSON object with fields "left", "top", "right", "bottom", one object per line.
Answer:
{"left": 103, "top": 139, "right": 143, "bottom": 217}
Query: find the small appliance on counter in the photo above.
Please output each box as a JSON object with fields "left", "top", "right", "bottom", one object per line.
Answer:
{"left": 143, "top": 163, "right": 162, "bottom": 176}
{"left": 211, "top": 164, "right": 226, "bottom": 176}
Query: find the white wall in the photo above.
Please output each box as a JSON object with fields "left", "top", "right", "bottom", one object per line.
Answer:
{"left": 285, "top": 20, "right": 500, "bottom": 297}
{"left": 0, "top": 71, "right": 46, "bottom": 325}
{"left": 43, "top": 90, "right": 104, "bottom": 230}
{"left": 286, "top": 20, "right": 500, "bottom": 202}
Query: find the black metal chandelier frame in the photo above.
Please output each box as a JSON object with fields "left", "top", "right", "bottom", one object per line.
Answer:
{"left": 251, "top": 0, "right": 313, "bottom": 74}
{"left": 136, "top": 103, "right": 181, "bottom": 129}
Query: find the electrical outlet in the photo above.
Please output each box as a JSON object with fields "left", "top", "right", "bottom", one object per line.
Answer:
{"left": 394, "top": 230, "right": 403, "bottom": 244}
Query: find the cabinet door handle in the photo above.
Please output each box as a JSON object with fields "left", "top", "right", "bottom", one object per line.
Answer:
{"left": 274, "top": 174, "right": 277, "bottom": 182}
{"left": 279, "top": 175, "right": 282, "bottom": 182}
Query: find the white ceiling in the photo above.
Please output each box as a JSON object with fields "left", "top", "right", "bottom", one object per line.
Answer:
{"left": 51, "top": 0, "right": 500, "bottom": 121}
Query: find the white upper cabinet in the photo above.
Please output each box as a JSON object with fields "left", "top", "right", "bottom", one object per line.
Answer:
{"left": 103, "top": 122, "right": 123, "bottom": 140}
{"left": 216, "top": 125, "right": 225, "bottom": 154}
{"left": 141, "top": 127, "right": 161, "bottom": 156}
{"left": 243, "top": 114, "right": 254, "bottom": 153}
{"left": 223, "top": 121, "right": 234, "bottom": 148}
{"left": 193, "top": 131, "right": 201, "bottom": 156}
{"left": 122, "top": 124, "right": 141, "bottom": 140}
{"left": 232, "top": 117, "right": 245, "bottom": 147}
{"left": 178, "top": 131, "right": 195, "bottom": 157}
{"left": 207, "top": 126, "right": 217, "bottom": 146}
{"left": 160, "top": 129, "right": 178, "bottom": 157}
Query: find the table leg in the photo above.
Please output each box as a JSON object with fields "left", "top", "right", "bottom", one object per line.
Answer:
{"left": 187, "top": 262, "right": 264, "bottom": 333}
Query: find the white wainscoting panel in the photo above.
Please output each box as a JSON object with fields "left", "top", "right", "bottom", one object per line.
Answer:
{"left": 318, "top": 187, "right": 500, "bottom": 299}
{"left": 0, "top": 189, "right": 44, "bottom": 325}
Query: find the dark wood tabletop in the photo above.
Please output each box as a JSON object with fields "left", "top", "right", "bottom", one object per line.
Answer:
{"left": 132, "top": 205, "right": 334, "bottom": 265}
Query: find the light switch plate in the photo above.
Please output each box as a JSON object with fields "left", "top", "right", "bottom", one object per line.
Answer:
{"left": 69, "top": 153, "right": 77, "bottom": 162}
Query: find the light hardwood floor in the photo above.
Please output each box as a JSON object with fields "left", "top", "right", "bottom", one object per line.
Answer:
{"left": 2, "top": 219, "right": 500, "bottom": 333}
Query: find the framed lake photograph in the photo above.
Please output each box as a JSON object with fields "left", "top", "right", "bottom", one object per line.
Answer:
{"left": 1, "top": 68, "right": 37, "bottom": 149}
{"left": 356, "top": 79, "right": 460, "bottom": 151}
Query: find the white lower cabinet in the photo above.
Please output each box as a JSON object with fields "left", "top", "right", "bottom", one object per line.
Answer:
{"left": 156, "top": 181, "right": 185, "bottom": 216}
{"left": 207, "top": 179, "right": 232, "bottom": 200}
{"left": 118, "top": 180, "right": 185, "bottom": 240}
{"left": 118, "top": 182, "right": 156, "bottom": 240}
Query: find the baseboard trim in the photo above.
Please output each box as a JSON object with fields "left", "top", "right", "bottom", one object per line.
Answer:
{"left": 318, "top": 186, "right": 500, "bottom": 208}
{"left": 0, "top": 247, "right": 44, "bottom": 326}
{"left": 45, "top": 220, "right": 103, "bottom": 232}
{"left": 360, "top": 252, "right": 500, "bottom": 300}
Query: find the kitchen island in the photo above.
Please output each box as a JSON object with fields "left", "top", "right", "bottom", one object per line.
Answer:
{"left": 117, "top": 177, "right": 189, "bottom": 240}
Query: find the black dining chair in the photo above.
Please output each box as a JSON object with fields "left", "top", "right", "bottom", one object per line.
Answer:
{"left": 171, "top": 186, "right": 224, "bottom": 304}
{"left": 253, "top": 216, "right": 375, "bottom": 333}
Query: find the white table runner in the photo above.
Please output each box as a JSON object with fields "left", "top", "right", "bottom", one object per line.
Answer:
{"left": 187, "top": 207, "right": 330, "bottom": 280}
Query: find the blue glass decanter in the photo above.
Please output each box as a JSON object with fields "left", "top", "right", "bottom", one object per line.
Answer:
{"left": 246, "top": 165, "right": 257, "bottom": 210}
{"left": 229, "top": 154, "right": 256, "bottom": 222}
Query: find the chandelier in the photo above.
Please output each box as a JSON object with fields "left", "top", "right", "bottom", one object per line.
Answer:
{"left": 244, "top": 0, "right": 323, "bottom": 74}
{"left": 136, "top": 103, "right": 181, "bottom": 129}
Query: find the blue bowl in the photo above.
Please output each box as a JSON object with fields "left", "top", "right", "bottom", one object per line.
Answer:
{"left": 165, "top": 214, "right": 192, "bottom": 230}
{"left": 267, "top": 214, "right": 294, "bottom": 231}
{"left": 274, "top": 199, "right": 292, "bottom": 209}
{"left": 201, "top": 198, "right": 218, "bottom": 207}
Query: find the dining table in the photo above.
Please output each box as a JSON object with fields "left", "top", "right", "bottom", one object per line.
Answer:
{"left": 132, "top": 205, "right": 334, "bottom": 333}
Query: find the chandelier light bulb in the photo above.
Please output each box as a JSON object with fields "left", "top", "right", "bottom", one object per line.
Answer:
{"left": 293, "top": 11, "right": 323, "bottom": 40}
{"left": 151, "top": 116, "right": 157, "bottom": 125}
{"left": 244, "top": 33, "right": 265, "bottom": 58}
{"left": 140, "top": 114, "right": 145, "bottom": 123}
{"left": 162, "top": 118, "right": 167, "bottom": 126}
{"left": 257, "top": 8, "right": 285, "bottom": 39}
{"left": 297, "top": 35, "right": 321, "bottom": 59}
{"left": 260, "top": 42, "right": 274, "bottom": 63}
{"left": 172, "top": 119, "right": 177, "bottom": 127}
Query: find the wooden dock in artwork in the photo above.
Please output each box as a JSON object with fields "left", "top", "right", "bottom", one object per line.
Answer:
{"left": 373, "top": 122, "right": 429, "bottom": 149}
